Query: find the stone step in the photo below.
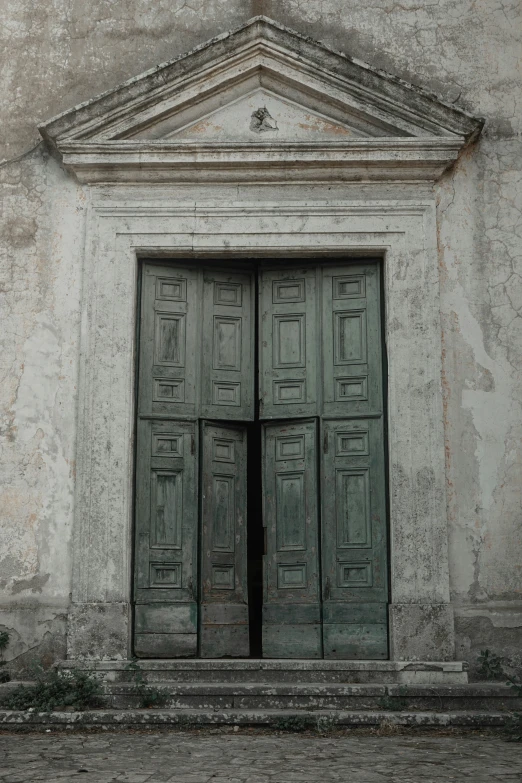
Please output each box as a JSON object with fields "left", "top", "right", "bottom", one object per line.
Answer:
{"left": 60, "top": 659, "right": 469, "bottom": 685}
{"left": 3, "top": 680, "right": 517, "bottom": 713}
{"left": 103, "top": 682, "right": 522, "bottom": 712}
{"left": 0, "top": 708, "right": 512, "bottom": 731}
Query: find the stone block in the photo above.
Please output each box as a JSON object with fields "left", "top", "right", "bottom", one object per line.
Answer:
{"left": 67, "top": 602, "right": 129, "bottom": 660}
{"left": 389, "top": 603, "right": 455, "bottom": 661}
{"left": 0, "top": 605, "right": 67, "bottom": 675}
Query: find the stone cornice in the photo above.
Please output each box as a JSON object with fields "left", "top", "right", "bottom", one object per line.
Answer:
{"left": 40, "top": 17, "right": 483, "bottom": 185}
{"left": 60, "top": 138, "right": 464, "bottom": 184}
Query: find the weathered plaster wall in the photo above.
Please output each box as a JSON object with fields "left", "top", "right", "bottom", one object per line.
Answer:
{"left": 1, "top": 0, "right": 520, "bottom": 668}
{"left": 439, "top": 142, "right": 522, "bottom": 670}
{"left": 0, "top": 151, "right": 85, "bottom": 670}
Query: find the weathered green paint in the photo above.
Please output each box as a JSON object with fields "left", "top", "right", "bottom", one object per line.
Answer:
{"left": 201, "top": 268, "right": 255, "bottom": 421}
{"left": 262, "top": 419, "right": 322, "bottom": 658}
{"left": 138, "top": 263, "right": 254, "bottom": 422}
{"left": 134, "top": 419, "right": 198, "bottom": 657}
{"left": 134, "top": 263, "right": 253, "bottom": 658}
{"left": 135, "top": 260, "right": 388, "bottom": 660}
{"left": 200, "top": 421, "right": 249, "bottom": 657}
{"left": 138, "top": 263, "right": 200, "bottom": 419}
{"left": 321, "top": 263, "right": 383, "bottom": 418}
{"left": 320, "top": 264, "right": 388, "bottom": 659}
{"left": 259, "top": 267, "right": 319, "bottom": 420}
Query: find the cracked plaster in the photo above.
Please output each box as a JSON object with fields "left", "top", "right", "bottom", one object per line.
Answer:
{"left": 1, "top": 1, "right": 521, "bottom": 666}
{"left": 0, "top": 148, "right": 84, "bottom": 665}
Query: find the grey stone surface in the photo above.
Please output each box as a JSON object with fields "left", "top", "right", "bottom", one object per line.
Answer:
{"left": 0, "top": 730, "right": 521, "bottom": 782}
{"left": 61, "top": 659, "right": 468, "bottom": 685}
{"left": 1, "top": 1, "right": 521, "bottom": 668}
{"left": 104, "top": 683, "right": 522, "bottom": 712}
{"left": 66, "top": 603, "right": 130, "bottom": 661}
{"left": 389, "top": 605, "right": 456, "bottom": 662}
{"left": 0, "top": 709, "right": 513, "bottom": 728}
{"left": 5, "top": 678, "right": 519, "bottom": 712}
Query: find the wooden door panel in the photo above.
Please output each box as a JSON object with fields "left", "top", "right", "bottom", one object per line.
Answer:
{"left": 262, "top": 419, "right": 322, "bottom": 658}
{"left": 134, "top": 419, "right": 198, "bottom": 657}
{"left": 321, "top": 417, "right": 388, "bottom": 659}
{"left": 320, "top": 262, "right": 388, "bottom": 659}
{"left": 200, "top": 422, "right": 249, "bottom": 657}
{"left": 259, "top": 267, "right": 319, "bottom": 420}
{"left": 201, "top": 269, "right": 254, "bottom": 421}
{"left": 322, "top": 624, "right": 388, "bottom": 659}
{"left": 139, "top": 264, "right": 199, "bottom": 419}
{"left": 139, "top": 263, "right": 254, "bottom": 422}
{"left": 134, "top": 262, "right": 255, "bottom": 658}
{"left": 322, "top": 264, "right": 383, "bottom": 418}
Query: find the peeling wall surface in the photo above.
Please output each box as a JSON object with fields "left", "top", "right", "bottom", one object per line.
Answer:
{"left": 1, "top": 1, "right": 521, "bottom": 671}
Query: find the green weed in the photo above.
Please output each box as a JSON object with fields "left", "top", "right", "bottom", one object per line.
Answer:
{"left": 0, "top": 631, "right": 10, "bottom": 683}
{"left": 272, "top": 715, "right": 313, "bottom": 732}
{"left": 377, "top": 686, "right": 408, "bottom": 711}
{"left": 126, "top": 659, "right": 168, "bottom": 708}
{"left": 477, "top": 649, "right": 505, "bottom": 681}
{"left": 4, "top": 667, "right": 103, "bottom": 712}
{"left": 476, "top": 650, "right": 522, "bottom": 742}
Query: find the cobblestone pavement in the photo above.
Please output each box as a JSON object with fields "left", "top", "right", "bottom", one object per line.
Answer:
{"left": 0, "top": 730, "right": 521, "bottom": 783}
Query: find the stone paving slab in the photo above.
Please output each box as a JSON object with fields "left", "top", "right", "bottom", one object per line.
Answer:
{"left": 0, "top": 729, "right": 521, "bottom": 783}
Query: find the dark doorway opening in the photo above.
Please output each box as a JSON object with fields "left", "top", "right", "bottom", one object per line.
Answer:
{"left": 246, "top": 269, "right": 263, "bottom": 657}
{"left": 246, "top": 422, "right": 264, "bottom": 657}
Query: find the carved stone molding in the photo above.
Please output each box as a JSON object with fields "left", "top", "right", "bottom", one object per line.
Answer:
{"left": 66, "top": 195, "right": 453, "bottom": 661}
{"left": 40, "top": 17, "right": 483, "bottom": 185}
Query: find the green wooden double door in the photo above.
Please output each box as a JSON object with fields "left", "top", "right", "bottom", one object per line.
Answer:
{"left": 134, "top": 261, "right": 388, "bottom": 659}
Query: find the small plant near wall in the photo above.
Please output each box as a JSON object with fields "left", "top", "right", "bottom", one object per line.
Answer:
{"left": 126, "top": 659, "right": 168, "bottom": 708}
{"left": 477, "top": 650, "right": 522, "bottom": 742}
{"left": 0, "top": 631, "right": 10, "bottom": 683}
{"left": 477, "top": 649, "right": 506, "bottom": 681}
{"left": 272, "top": 715, "right": 338, "bottom": 733}
{"left": 377, "top": 686, "right": 409, "bottom": 711}
{"left": 505, "top": 676, "right": 522, "bottom": 742}
{"left": 272, "top": 715, "right": 313, "bottom": 732}
{"left": 4, "top": 666, "right": 103, "bottom": 712}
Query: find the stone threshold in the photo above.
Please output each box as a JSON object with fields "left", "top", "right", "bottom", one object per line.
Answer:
{"left": 0, "top": 709, "right": 510, "bottom": 730}
{"left": 61, "top": 660, "right": 468, "bottom": 671}
{"left": 60, "top": 659, "right": 469, "bottom": 684}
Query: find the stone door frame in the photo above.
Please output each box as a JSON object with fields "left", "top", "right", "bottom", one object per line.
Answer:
{"left": 67, "top": 194, "right": 455, "bottom": 662}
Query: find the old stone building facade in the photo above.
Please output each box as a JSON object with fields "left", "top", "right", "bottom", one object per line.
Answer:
{"left": 1, "top": 2, "right": 520, "bottom": 676}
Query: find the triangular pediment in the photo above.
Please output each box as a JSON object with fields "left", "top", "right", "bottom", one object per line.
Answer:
{"left": 40, "top": 17, "right": 483, "bottom": 183}
{"left": 133, "top": 89, "right": 371, "bottom": 142}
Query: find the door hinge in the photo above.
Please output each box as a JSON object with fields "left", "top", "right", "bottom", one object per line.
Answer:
{"left": 191, "top": 435, "right": 196, "bottom": 455}
{"left": 323, "top": 432, "right": 328, "bottom": 454}
{"left": 324, "top": 576, "right": 331, "bottom": 601}
{"left": 263, "top": 527, "right": 267, "bottom": 556}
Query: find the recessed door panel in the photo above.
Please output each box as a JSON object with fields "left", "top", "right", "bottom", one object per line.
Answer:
{"left": 134, "top": 419, "right": 198, "bottom": 657}
{"left": 200, "top": 422, "right": 249, "bottom": 657}
{"left": 259, "top": 267, "right": 319, "bottom": 419}
{"left": 139, "top": 264, "right": 199, "bottom": 419}
{"left": 321, "top": 418, "right": 388, "bottom": 659}
{"left": 201, "top": 269, "right": 254, "bottom": 421}
{"left": 262, "top": 419, "right": 322, "bottom": 658}
{"left": 322, "top": 264, "right": 383, "bottom": 418}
